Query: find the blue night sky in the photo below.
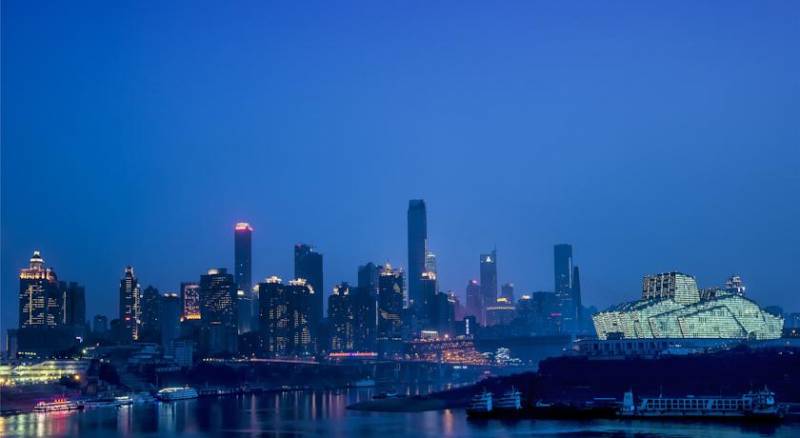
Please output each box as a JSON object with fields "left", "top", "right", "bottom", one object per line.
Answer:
{"left": 2, "top": 1, "right": 799, "bottom": 336}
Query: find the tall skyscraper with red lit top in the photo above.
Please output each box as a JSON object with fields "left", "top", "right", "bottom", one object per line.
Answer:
{"left": 234, "top": 222, "right": 253, "bottom": 293}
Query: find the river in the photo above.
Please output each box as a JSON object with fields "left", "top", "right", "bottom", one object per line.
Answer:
{"left": 1, "top": 387, "right": 798, "bottom": 437}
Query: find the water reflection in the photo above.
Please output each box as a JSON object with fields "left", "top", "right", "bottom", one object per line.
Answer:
{"left": 1, "top": 388, "right": 798, "bottom": 437}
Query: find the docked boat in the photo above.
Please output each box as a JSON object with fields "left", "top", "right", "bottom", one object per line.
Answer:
{"left": 620, "top": 388, "right": 786, "bottom": 420}
{"left": 82, "top": 394, "right": 134, "bottom": 409}
{"left": 466, "top": 390, "right": 493, "bottom": 417}
{"left": 33, "top": 399, "right": 84, "bottom": 413}
{"left": 157, "top": 387, "right": 199, "bottom": 401}
{"left": 81, "top": 398, "right": 119, "bottom": 409}
{"left": 494, "top": 387, "right": 522, "bottom": 411}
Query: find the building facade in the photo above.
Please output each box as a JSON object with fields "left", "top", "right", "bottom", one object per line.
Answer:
{"left": 234, "top": 222, "right": 253, "bottom": 292}
{"left": 294, "top": 244, "right": 323, "bottom": 328}
{"left": 593, "top": 273, "right": 783, "bottom": 340}
{"left": 160, "top": 293, "right": 181, "bottom": 358}
{"left": 377, "top": 264, "right": 404, "bottom": 353}
{"left": 486, "top": 297, "right": 516, "bottom": 326}
{"left": 19, "top": 251, "right": 61, "bottom": 329}
{"left": 407, "top": 199, "right": 427, "bottom": 309}
{"left": 465, "top": 279, "right": 482, "bottom": 323}
{"left": 553, "top": 244, "right": 580, "bottom": 333}
{"left": 118, "top": 266, "right": 142, "bottom": 341}
{"left": 479, "top": 250, "right": 498, "bottom": 324}
{"left": 641, "top": 271, "right": 701, "bottom": 304}
{"left": 180, "top": 282, "right": 201, "bottom": 320}
{"left": 258, "top": 277, "right": 316, "bottom": 357}
{"left": 139, "top": 285, "right": 161, "bottom": 342}
{"left": 199, "top": 268, "right": 238, "bottom": 354}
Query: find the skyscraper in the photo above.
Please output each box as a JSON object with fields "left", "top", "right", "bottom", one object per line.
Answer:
{"left": 139, "top": 285, "right": 161, "bottom": 342}
{"left": 353, "top": 293, "right": 377, "bottom": 352}
{"left": 294, "top": 244, "right": 323, "bottom": 327}
{"left": 431, "top": 291, "right": 454, "bottom": 333}
{"left": 417, "top": 271, "right": 438, "bottom": 328}
{"left": 479, "top": 250, "right": 497, "bottom": 322}
{"left": 407, "top": 199, "right": 427, "bottom": 308}
{"left": 199, "top": 268, "right": 238, "bottom": 354}
{"left": 60, "top": 282, "right": 85, "bottom": 331}
{"left": 572, "top": 266, "right": 582, "bottom": 326}
{"left": 357, "top": 262, "right": 379, "bottom": 294}
{"left": 258, "top": 276, "right": 316, "bottom": 357}
{"left": 119, "top": 266, "right": 142, "bottom": 341}
{"left": 180, "top": 282, "right": 201, "bottom": 320}
{"left": 234, "top": 222, "right": 253, "bottom": 292}
{"left": 160, "top": 293, "right": 181, "bottom": 358}
{"left": 328, "top": 282, "right": 355, "bottom": 352}
{"left": 18, "top": 251, "right": 61, "bottom": 329}
{"left": 377, "top": 264, "right": 404, "bottom": 353}
{"left": 465, "top": 279, "right": 482, "bottom": 323}
{"left": 234, "top": 222, "right": 255, "bottom": 336}
{"left": 553, "top": 244, "right": 576, "bottom": 333}
{"left": 554, "top": 244, "right": 573, "bottom": 296}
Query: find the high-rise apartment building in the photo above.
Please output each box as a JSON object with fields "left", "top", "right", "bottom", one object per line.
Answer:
{"left": 119, "top": 266, "right": 142, "bottom": 341}
{"left": 294, "top": 244, "right": 323, "bottom": 326}
{"left": 258, "top": 276, "right": 316, "bottom": 357}
{"left": 18, "top": 251, "right": 61, "bottom": 329}
{"left": 465, "top": 279, "right": 482, "bottom": 323}
{"left": 480, "top": 250, "right": 498, "bottom": 320}
{"left": 199, "top": 268, "right": 238, "bottom": 354}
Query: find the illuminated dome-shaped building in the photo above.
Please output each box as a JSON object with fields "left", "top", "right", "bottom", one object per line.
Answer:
{"left": 592, "top": 272, "right": 783, "bottom": 340}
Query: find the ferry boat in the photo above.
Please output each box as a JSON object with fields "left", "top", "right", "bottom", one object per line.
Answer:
{"left": 494, "top": 387, "right": 522, "bottom": 411}
{"left": 620, "top": 388, "right": 786, "bottom": 420}
{"left": 157, "top": 387, "right": 199, "bottom": 401}
{"left": 33, "top": 398, "right": 84, "bottom": 413}
{"left": 466, "top": 390, "right": 493, "bottom": 417}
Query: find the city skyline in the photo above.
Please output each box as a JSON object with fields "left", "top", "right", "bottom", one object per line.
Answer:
{"left": 3, "top": 2, "right": 799, "bottom": 342}
{"left": 4, "top": 208, "right": 793, "bottom": 334}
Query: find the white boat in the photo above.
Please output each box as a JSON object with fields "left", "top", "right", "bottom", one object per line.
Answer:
{"left": 494, "top": 387, "right": 522, "bottom": 411}
{"left": 621, "top": 388, "right": 785, "bottom": 419}
{"left": 466, "top": 390, "right": 493, "bottom": 417}
{"left": 33, "top": 399, "right": 84, "bottom": 413}
{"left": 157, "top": 387, "right": 199, "bottom": 401}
